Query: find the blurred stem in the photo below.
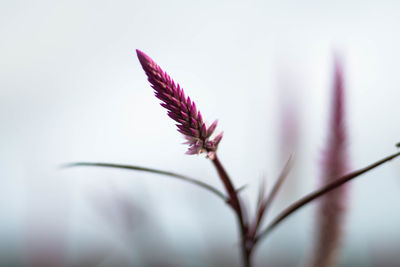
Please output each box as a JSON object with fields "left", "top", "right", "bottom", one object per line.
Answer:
{"left": 254, "top": 151, "right": 400, "bottom": 245}
{"left": 211, "top": 154, "right": 251, "bottom": 267}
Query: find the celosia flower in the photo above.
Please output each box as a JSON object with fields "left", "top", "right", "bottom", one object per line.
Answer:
{"left": 309, "top": 56, "right": 349, "bottom": 267}
{"left": 136, "top": 49, "right": 223, "bottom": 157}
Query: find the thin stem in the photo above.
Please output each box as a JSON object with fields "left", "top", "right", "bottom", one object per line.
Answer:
{"left": 211, "top": 154, "right": 250, "bottom": 267}
{"left": 255, "top": 151, "right": 400, "bottom": 245}
{"left": 63, "top": 162, "right": 227, "bottom": 202}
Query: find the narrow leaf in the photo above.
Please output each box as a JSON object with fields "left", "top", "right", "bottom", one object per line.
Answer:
{"left": 251, "top": 155, "right": 293, "bottom": 237}
{"left": 63, "top": 162, "right": 227, "bottom": 201}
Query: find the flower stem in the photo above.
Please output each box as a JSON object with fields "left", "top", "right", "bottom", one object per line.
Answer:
{"left": 211, "top": 154, "right": 251, "bottom": 267}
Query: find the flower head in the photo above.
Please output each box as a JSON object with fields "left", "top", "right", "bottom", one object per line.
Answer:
{"left": 309, "top": 55, "right": 349, "bottom": 267}
{"left": 136, "top": 49, "right": 222, "bottom": 156}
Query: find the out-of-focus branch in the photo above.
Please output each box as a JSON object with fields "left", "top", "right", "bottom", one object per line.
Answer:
{"left": 255, "top": 151, "right": 400, "bottom": 245}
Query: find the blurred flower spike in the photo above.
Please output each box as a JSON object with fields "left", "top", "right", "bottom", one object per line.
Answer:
{"left": 136, "top": 49, "right": 223, "bottom": 158}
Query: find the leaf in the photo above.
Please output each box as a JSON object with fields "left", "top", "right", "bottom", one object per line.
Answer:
{"left": 63, "top": 162, "right": 227, "bottom": 202}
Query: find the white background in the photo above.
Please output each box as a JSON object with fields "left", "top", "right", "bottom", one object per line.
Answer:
{"left": 1, "top": 1, "right": 400, "bottom": 266}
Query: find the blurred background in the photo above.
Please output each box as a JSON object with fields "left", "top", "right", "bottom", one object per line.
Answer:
{"left": 1, "top": 0, "right": 400, "bottom": 266}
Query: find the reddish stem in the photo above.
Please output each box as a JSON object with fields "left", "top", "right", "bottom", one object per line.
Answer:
{"left": 211, "top": 154, "right": 251, "bottom": 267}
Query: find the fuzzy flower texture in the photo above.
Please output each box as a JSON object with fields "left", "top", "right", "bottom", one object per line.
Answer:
{"left": 136, "top": 49, "right": 223, "bottom": 156}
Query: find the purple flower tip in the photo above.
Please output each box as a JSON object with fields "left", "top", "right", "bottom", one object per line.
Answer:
{"left": 136, "top": 49, "right": 222, "bottom": 155}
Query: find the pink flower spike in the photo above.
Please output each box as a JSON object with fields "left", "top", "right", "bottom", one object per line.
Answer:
{"left": 136, "top": 49, "right": 222, "bottom": 155}
{"left": 309, "top": 54, "right": 349, "bottom": 267}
